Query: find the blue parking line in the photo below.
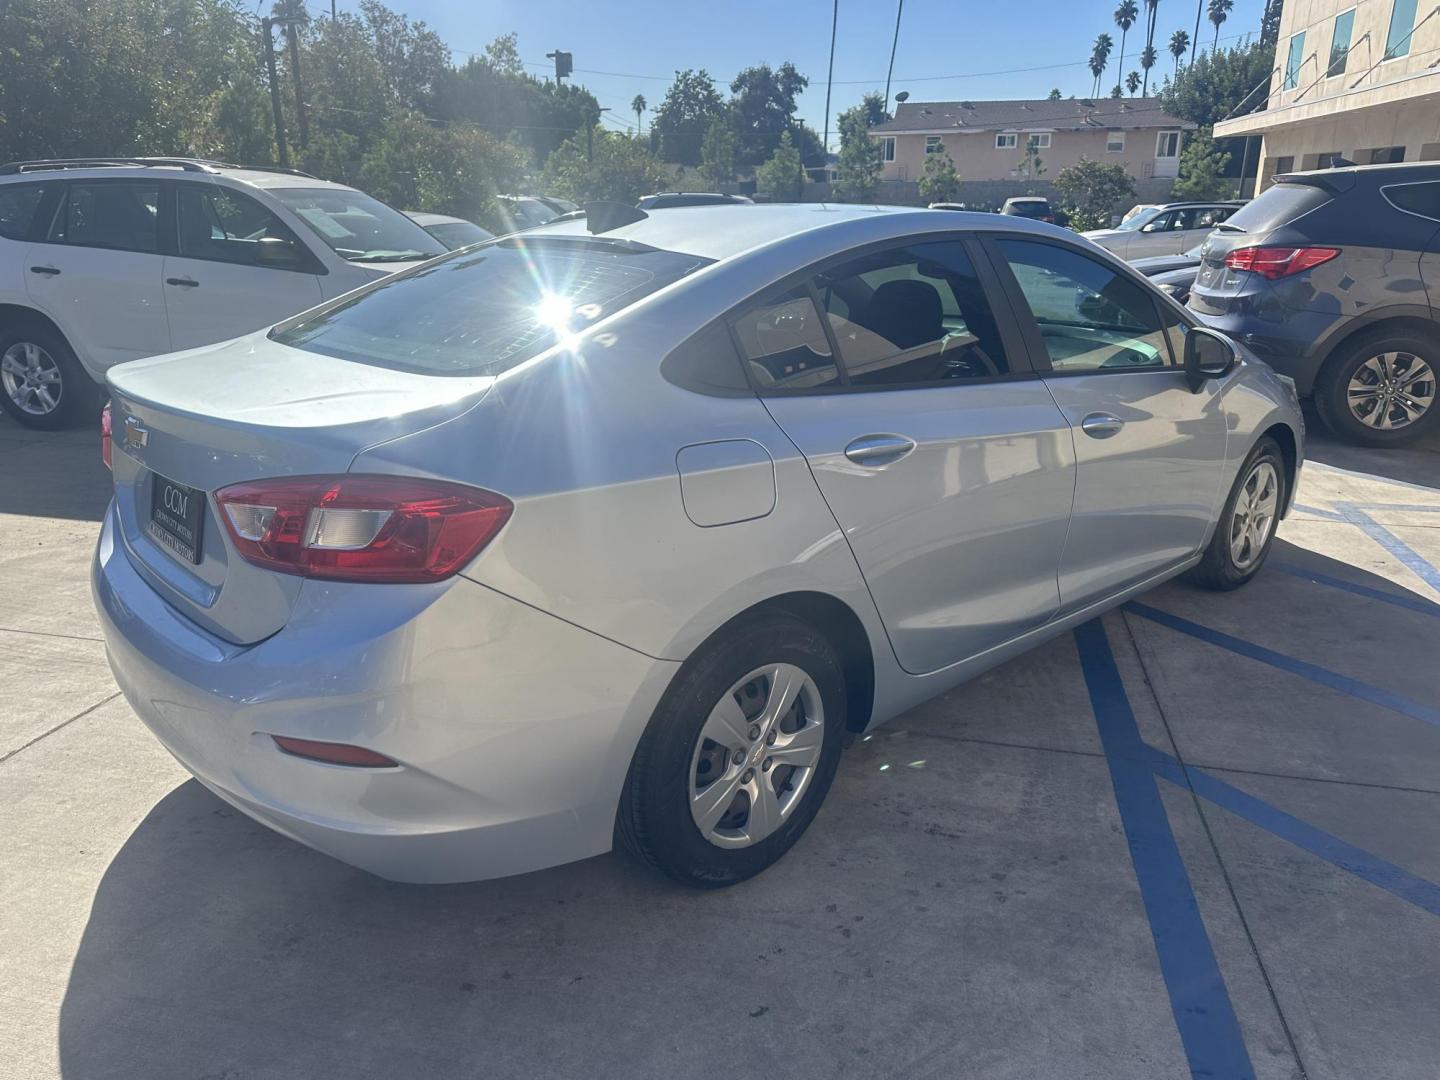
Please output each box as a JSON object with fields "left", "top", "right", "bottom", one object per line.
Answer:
{"left": 1074, "top": 619, "right": 1257, "bottom": 1080}
{"left": 1271, "top": 563, "right": 1440, "bottom": 619}
{"left": 1336, "top": 505, "right": 1440, "bottom": 593}
{"left": 1125, "top": 603, "right": 1440, "bottom": 729}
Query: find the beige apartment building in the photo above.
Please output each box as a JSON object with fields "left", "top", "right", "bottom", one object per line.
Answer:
{"left": 869, "top": 98, "right": 1195, "bottom": 183}
{"left": 1215, "top": 0, "right": 1440, "bottom": 183}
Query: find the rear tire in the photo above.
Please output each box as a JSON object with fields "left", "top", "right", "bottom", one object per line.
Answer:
{"left": 1314, "top": 328, "right": 1439, "bottom": 447}
{"left": 1188, "top": 437, "right": 1286, "bottom": 591}
{"left": 616, "top": 613, "right": 847, "bottom": 888}
{"left": 0, "top": 322, "right": 99, "bottom": 431}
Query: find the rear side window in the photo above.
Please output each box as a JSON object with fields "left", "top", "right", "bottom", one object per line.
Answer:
{"left": 1224, "top": 182, "right": 1332, "bottom": 233}
{"left": 47, "top": 181, "right": 160, "bottom": 253}
{"left": 1383, "top": 181, "right": 1440, "bottom": 222}
{"left": 0, "top": 184, "right": 47, "bottom": 241}
{"left": 273, "top": 238, "right": 709, "bottom": 376}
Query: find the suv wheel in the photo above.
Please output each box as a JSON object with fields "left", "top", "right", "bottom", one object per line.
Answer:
{"left": 1315, "top": 328, "right": 1439, "bottom": 446}
{"left": 0, "top": 323, "right": 98, "bottom": 431}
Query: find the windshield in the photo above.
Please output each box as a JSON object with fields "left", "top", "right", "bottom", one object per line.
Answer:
{"left": 425, "top": 221, "right": 493, "bottom": 250}
{"left": 270, "top": 187, "right": 445, "bottom": 262}
{"left": 272, "top": 237, "right": 710, "bottom": 376}
{"left": 1116, "top": 207, "right": 1163, "bottom": 232}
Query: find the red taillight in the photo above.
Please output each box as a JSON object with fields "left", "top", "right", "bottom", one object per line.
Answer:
{"left": 214, "top": 474, "right": 512, "bottom": 584}
{"left": 100, "top": 402, "right": 112, "bottom": 470}
{"left": 1224, "top": 246, "right": 1341, "bottom": 280}
{"left": 271, "top": 735, "right": 397, "bottom": 768}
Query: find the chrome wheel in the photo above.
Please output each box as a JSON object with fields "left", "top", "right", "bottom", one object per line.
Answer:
{"left": 0, "top": 341, "right": 63, "bottom": 416}
{"left": 688, "top": 663, "right": 824, "bottom": 850}
{"left": 1346, "top": 351, "right": 1435, "bottom": 431}
{"left": 1228, "top": 460, "right": 1279, "bottom": 571}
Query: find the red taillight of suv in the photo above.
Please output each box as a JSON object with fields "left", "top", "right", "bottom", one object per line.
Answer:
{"left": 1224, "top": 246, "right": 1341, "bottom": 280}
{"left": 214, "top": 475, "right": 512, "bottom": 583}
{"left": 100, "top": 402, "right": 112, "bottom": 470}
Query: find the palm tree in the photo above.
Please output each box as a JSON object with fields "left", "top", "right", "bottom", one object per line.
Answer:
{"left": 631, "top": 94, "right": 646, "bottom": 136}
{"left": 1126, "top": 70, "right": 1142, "bottom": 94}
{"left": 1140, "top": 44, "right": 1158, "bottom": 93}
{"left": 1208, "top": 0, "right": 1232, "bottom": 52}
{"left": 1113, "top": 0, "right": 1139, "bottom": 96}
{"left": 1169, "top": 28, "right": 1190, "bottom": 74}
{"left": 1089, "top": 33, "right": 1115, "bottom": 97}
{"left": 1142, "top": 0, "right": 1160, "bottom": 94}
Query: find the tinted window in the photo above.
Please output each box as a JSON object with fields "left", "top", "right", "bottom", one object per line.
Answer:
{"left": 0, "top": 183, "right": 47, "bottom": 241}
{"left": 1223, "top": 181, "right": 1331, "bottom": 233}
{"left": 274, "top": 238, "right": 708, "bottom": 376}
{"left": 999, "top": 238, "right": 1172, "bottom": 372}
{"left": 177, "top": 184, "right": 306, "bottom": 268}
{"left": 48, "top": 182, "right": 159, "bottom": 253}
{"left": 1384, "top": 181, "right": 1440, "bottom": 222}
{"left": 662, "top": 321, "right": 750, "bottom": 395}
{"left": 268, "top": 187, "right": 443, "bottom": 262}
{"left": 814, "top": 241, "right": 1009, "bottom": 385}
{"left": 424, "top": 221, "right": 493, "bottom": 249}
{"left": 731, "top": 288, "right": 839, "bottom": 390}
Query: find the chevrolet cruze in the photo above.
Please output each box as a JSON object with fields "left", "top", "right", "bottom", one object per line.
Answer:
{"left": 94, "top": 204, "right": 1303, "bottom": 888}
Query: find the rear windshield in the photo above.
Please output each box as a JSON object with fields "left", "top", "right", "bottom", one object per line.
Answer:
{"left": 272, "top": 237, "right": 710, "bottom": 376}
{"left": 1221, "top": 181, "right": 1332, "bottom": 234}
{"left": 270, "top": 187, "right": 445, "bottom": 262}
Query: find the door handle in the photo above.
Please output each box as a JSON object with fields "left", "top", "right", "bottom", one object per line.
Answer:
{"left": 166, "top": 277, "right": 200, "bottom": 288}
{"left": 843, "top": 433, "right": 917, "bottom": 466}
{"left": 1080, "top": 413, "right": 1125, "bottom": 439}
{"left": 28, "top": 265, "right": 60, "bottom": 276}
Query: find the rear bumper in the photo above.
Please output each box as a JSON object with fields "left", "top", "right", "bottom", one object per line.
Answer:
{"left": 1188, "top": 305, "right": 1345, "bottom": 396}
{"left": 92, "top": 501, "right": 678, "bottom": 883}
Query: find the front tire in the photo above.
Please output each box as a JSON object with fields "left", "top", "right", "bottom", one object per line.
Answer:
{"left": 1189, "top": 437, "right": 1286, "bottom": 591}
{"left": 617, "top": 613, "right": 847, "bottom": 888}
{"left": 1314, "top": 329, "right": 1439, "bottom": 447}
{"left": 0, "top": 322, "right": 99, "bottom": 430}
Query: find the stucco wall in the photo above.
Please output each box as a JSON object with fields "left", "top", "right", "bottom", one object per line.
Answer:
{"left": 878, "top": 126, "right": 1182, "bottom": 184}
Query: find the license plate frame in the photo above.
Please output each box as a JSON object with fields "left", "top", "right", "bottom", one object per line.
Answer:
{"left": 147, "top": 471, "right": 205, "bottom": 565}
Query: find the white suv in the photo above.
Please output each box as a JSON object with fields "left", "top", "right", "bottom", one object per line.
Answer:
{"left": 0, "top": 157, "right": 446, "bottom": 428}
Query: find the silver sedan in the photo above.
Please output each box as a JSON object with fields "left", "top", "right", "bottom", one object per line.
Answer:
{"left": 94, "top": 204, "right": 1303, "bottom": 887}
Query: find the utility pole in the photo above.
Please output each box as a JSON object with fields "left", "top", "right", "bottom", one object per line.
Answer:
{"left": 260, "top": 18, "right": 290, "bottom": 169}
{"left": 822, "top": 0, "right": 838, "bottom": 158}
{"left": 884, "top": 0, "right": 904, "bottom": 109}
{"left": 284, "top": 20, "right": 309, "bottom": 149}
{"left": 546, "top": 50, "right": 573, "bottom": 83}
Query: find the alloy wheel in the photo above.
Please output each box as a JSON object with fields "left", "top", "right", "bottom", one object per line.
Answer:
{"left": 1228, "top": 459, "right": 1279, "bottom": 571}
{"left": 0, "top": 341, "right": 63, "bottom": 417}
{"left": 688, "top": 663, "right": 824, "bottom": 849}
{"left": 1346, "top": 351, "right": 1435, "bottom": 431}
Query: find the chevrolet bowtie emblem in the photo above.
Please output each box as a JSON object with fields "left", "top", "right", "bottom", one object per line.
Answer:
{"left": 123, "top": 416, "right": 149, "bottom": 450}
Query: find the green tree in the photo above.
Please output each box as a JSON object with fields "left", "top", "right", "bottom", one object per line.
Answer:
{"left": 1170, "top": 28, "right": 1191, "bottom": 73}
{"left": 650, "top": 69, "right": 726, "bottom": 165}
{"left": 698, "top": 118, "right": 737, "bottom": 189}
{"left": 1207, "top": 0, "right": 1233, "bottom": 51}
{"left": 1142, "top": 0, "right": 1160, "bottom": 93}
{"left": 918, "top": 145, "right": 961, "bottom": 204}
{"left": 1090, "top": 33, "right": 1115, "bottom": 97}
{"left": 541, "top": 127, "right": 670, "bottom": 204}
{"left": 631, "top": 94, "right": 646, "bottom": 135}
{"left": 1127, "top": 69, "right": 1142, "bottom": 94}
{"left": 1140, "top": 44, "right": 1158, "bottom": 92}
{"left": 1171, "top": 127, "right": 1234, "bottom": 199}
{"left": 1048, "top": 87, "right": 1064, "bottom": 100}
{"left": 1113, "top": 0, "right": 1140, "bottom": 95}
{"left": 1159, "top": 41, "right": 1273, "bottom": 125}
{"left": 755, "top": 130, "right": 805, "bottom": 201}
{"left": 729, "top": 62, "right": 810, "bottom": 166}
{"left": 1017, "top": 135, "right": 1047, "bottom": 180}
{"left": 1053, "top": 156, "right": 1137, "bottom": 230}
{"left": 832, "top": 102, "right": 883, "bottom": 202}
{"left": 1260, "top": 0, "right": 1283, "bottom": 47}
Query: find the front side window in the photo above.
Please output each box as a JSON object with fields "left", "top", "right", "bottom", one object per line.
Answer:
{"left": 274, "top": 237, "right": 708, "bottom": 376}
{"left": 0, "top": 183, "right": 47, "bottom": 241}
{"left": 998, "top": 238, "right": 1173, "bottom": 373}
{"left": 177, "top": 184, "right": 307, "bottom": 269}
{"left": 47, "top": 181, "right": 159, "bottom": 253}
{"left": 925, "top": 137, "right": 943, "bottom": 155}
{"left": 1328, "top": 9, "right": 1356, "bottom": 76}
{"left": 880, "top": 137, "right": 896, "bottom": 162}
{"left": 995, "top": 133, "right": 1018, "bottom": 149}
{"left": 1156, "top": 131, "right": 1181, "bottom": 158}
{"left": 1385, "top": 0, "right": 1419, "bottom": 58}
{"left": 731, "top": 288, "right": 839, "bottom": 390}
{"left": 1107, "top": 131, "right": 1125, "bottom": 152}
{"left": 813, "top": 241, "right": 1010, "bottom": 386}
{"left": 268, "top": 186, "right": 444, "bottom": 263}
{"left": 1142, "top": 211, "right": 1178, "bottom": 232}
{"left": 1284, "top": 32, "right": 1307, "bottom": 89}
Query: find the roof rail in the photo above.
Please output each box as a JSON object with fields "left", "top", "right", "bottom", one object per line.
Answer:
{"left": 0, "top": 156, "right": 224, "bottom": 175}
{"left": 241, "top": 165, "right": 320, "bottom": 179}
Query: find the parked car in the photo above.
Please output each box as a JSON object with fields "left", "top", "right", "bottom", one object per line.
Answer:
{"left": 95, "top": 204, "right": 1302, "bottom": 889}
{"left": 1132, "top": 243, "right": 1205, "bottom": 304}
{"left": 495, "top": 195, "right": 576, "bottom": 231}
{"left": 1190, "top": 161, "right": 1440, "bottom": 445}
{"left": 1083, "top": 202, "right": 1243, "bottom": 259}
{"left": 928, "top": 202, "right": 968, "bottom": 211}
{"left": 637, "top": 192, "right": 755, "bottom": 210}
{"left": 0, "top": 157, "right": 446, "bottom": 429}
{"left": 1001, "top": 196, "right": 1057, "bottom": 223}
{"left": 404, "top": 211, "right": 493, "bottom": 250}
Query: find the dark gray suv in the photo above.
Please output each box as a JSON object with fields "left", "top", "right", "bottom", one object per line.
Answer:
{"left": 1189, "top": 162, "right": 1439, "bottom": 446}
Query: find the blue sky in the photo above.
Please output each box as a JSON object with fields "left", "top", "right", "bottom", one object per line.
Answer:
{"left": 335, "top": 0, "right": 1269, "bottom": 147}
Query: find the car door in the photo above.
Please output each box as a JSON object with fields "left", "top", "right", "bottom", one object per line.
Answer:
{"left": 986, "top": 234, "right": 1230, "bottom": 612}
{"left": 1129, "top": 210, "right": 1184, "bottom": 257}
{"left": 750, "top": 237, "right": 1076, "bottom": 675}
{"left": 163, "top": 181, "right": 325, "bottom": 350}
{"left": 24, "top": 178, "right": 169, "bottom": 370}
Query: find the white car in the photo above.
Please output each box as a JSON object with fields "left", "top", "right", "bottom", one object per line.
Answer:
{"left": 1082, "top": 201, "right": 1243, "bottom": 260}
{"left": 0, "top": 157, "right": 446, "bottom": 428}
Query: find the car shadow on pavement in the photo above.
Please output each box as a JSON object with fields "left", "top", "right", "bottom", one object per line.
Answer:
{"left": 0, "top": 426, "right": 110, "bottom": 523}
{"left": 1300, "top": 405, "right": 1440, "bottom": 491}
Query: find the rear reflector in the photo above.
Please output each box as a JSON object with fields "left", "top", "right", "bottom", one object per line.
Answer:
{"left": 1224, "top": 245, "right": 1341, "bottom": 280}
{"left": 271, "top": 735, "right": 398, "bottom": 768}
{"left": 214, "top": 474, "right": 512, "bottom": 583}
{"left": 100, "top": 402, "right": 112, "bottom": 470}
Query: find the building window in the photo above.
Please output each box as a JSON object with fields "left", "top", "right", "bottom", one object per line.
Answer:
{"left": 1328, "top": 9, "right": 1355, "bottom": 76}
{"left": 1314, "top": 151, "right": 1345, "bottom": 168}
{"left": 995, "top": 133, "right": 1018, "bottom": 149}
{"left": 1155, "top": 130, "right": 1180, "bottom": 158}
{"left": 1284, "top": 32, "right": 1307, "bottom": 89}
{"left": 1385, "top": 0, "right": 1419, "bottom": 58}
{"left": 880, "top": 136, "right": 896, "bottom": 162}
{"left": 925, "top": 136, "right": 943, "bottom": 155}
{"left": 1366, "top": 146, "right": 1406, "bottom": 163}
{"left": 1273, "top": 155, "right": 1295, "bottom": 175}
{"left": 1027, "top": 133, "right": 1052, "bottom": 149}
{"left": 1106, "top": 130, "right": 1125, "bottom": 152}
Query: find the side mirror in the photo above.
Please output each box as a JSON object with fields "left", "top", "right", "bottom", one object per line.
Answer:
{"left": 1141, "top": 220, "right": 1163, "bottom": 233}
{"left": 255, "top": 236, "right": 302, "bottom": 269}
{"left": 1184, "top": 325, "right": 1236, "bottom": 391}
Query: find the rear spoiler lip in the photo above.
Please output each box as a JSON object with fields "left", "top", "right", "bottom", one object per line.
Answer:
{"left": 1273, "top": 170, "right": 1355, "bottom": 195}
